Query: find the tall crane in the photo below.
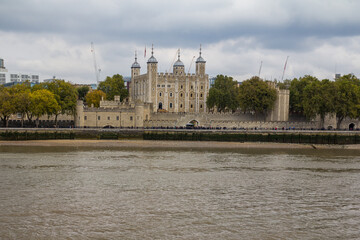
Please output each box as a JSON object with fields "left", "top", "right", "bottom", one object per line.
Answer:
{"left": 187, "top": 56, "right": 196, "bottom": 74}
{"left": 91, "top": 42, "right": 101, "bottom": 84}
{"left": 281, "top": 56, "right": 289, "bottom": 82}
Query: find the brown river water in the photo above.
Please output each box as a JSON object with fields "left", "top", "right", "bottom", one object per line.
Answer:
{"left": 0, "top": 145, "right": 360, "bottom": 239}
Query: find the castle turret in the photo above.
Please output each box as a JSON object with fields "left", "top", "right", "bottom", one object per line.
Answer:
{"left": 147, "top": 45, "right": 158, "bottom": 103}
{"left": 130, "top": 51, "right": 141, "bottom": 101}
{"left": 196, "top": 45, "right": 206, "bottom": 76}
{"left": 173, "top": 49, "right": 185, "bottom": 75}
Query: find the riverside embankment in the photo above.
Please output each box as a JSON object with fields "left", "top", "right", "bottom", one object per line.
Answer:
{"left": 1, "top": 128, "right": 360, "bottom": 145}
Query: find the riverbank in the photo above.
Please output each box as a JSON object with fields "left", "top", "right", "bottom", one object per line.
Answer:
{"left": 1, "top": 128, "right": 360, "bottom": 145}
{"left": 1, "top": 139, "right": 360, "bottom": 150}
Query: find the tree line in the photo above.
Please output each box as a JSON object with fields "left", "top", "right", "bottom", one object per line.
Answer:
{"left": 206, "top": 75, "right": 277, "bottom": 118}
{"left": 0, "top": 80, "right": 78, "bottom": 127}
{"left": 0, "top": 74, "right": 129, "bottom": 128}
{"left": 279, "top": 74, "right": 360, "bottom": 129}
{"left": 207, "top": 73, "right": 360, "bottom": 129}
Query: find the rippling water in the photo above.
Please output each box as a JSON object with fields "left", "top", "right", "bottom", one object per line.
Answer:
{"left": 1, "top": 146, "right": 360, "bottom": 239}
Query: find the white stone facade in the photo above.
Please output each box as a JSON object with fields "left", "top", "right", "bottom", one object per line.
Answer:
{"left": 130, "top": 47, "right": 208, "bottom": 113}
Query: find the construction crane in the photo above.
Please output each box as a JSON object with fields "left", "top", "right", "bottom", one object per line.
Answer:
{"left": 281, "top": 56, "right": 289, "bottom": 82}
{"left": 91, "top": 42, "right": 101, "bottom": 84}
{"left": 187, "top": 56, "right": 196, "bottom": 74}
{"left": 168, "top": 49, "right": 179, "bottom": 73}
{"left": 258, "top": 61, "right": 263, "bottom": 78}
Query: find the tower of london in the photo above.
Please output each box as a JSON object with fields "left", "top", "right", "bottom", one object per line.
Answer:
{"left": 130, "top": 46, "right": 209, "bottom": 113}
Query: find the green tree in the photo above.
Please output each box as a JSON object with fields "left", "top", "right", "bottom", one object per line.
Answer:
{"left": 85, "top": 90, "right": 106, "bottom": 108}
{"left": 8, "top": 83, "right": 32, "bottom": 127}
{"left": 77, "top": 86, "right": 90, "bottom": 100}
{"left": 98, "top": 74, "right": 128, "bottom": 101}
{"left": 289, "top": 75, "right": 319, "bottom": 114}
{"left": 333, "top": 74, "right": 360, "bottom": 129}
{"left": 29, "top": 89, "right": 60, "bottom": 128}
{"left": 0, "top": 87, "right": 14, "bottom": 127}
{"left": 302, "top": 79, "right": 336, "bottom": 128}
{"left": 238, "top": 76, "right": 277, "bottom": 117}
{"left": 206, "top": 75, "right": 239, "bottom": 112}
{"left": 34, "top": 79, "right": 78, "bottom": 126}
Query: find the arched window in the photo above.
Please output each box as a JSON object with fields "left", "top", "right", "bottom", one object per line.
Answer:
{"left": 170, "top": 103, "right": 173, "bottom": 108}
{"left": 158, "top": 102, "right": 163, "bottom": 109}
{"left": 159, "top": 92, "right": 162, "bottom": 97}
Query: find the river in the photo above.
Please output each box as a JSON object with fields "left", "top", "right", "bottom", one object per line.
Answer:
{"left": 1, "top": 145, "right": 360, "bottom": 239}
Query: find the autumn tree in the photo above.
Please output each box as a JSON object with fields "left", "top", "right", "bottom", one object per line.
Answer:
{"left": 34, "top": 79, "right": 78, "bottom": 126}
{"left": 0, "top": 87, "right": 14, "bottom": 127}
{"left": 85, "top": 90, "right": 106, "bottom": 108}
{"left": 29, "top": 89, "right": 60, "bottom": 128}
{"left": 8, "top": 83, "right": 32, "bottom": 127}
{"left": 98, "top": 74, "right": 128, "bottom": 101}
{"left": 206, "top": 75, "right": 239, "bottom": 112}
{"left": 238, "top": 76, "right": 277, "bottom": 117}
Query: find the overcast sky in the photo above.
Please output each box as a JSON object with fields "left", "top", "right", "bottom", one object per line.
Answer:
{"left": 1, "top": 0, "right": 360, "bottom": 84}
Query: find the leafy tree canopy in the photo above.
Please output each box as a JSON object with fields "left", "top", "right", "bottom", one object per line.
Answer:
{"left": 85, "top": 90, "right": 106, "bottom": 108}
{"left": 206, "top": 75, "right": 239, "bottom": 112}
{"left": 98, "top": 74, "right": 128, "bottom": 101}
{"left": 77, "top": 86, "right": 90, "bottom": 100}
{"left": 238, "top": 76, "right": 277, "bottom": 116}
{"left": 34, "top": 79, "right": 78, "bottom": 116}
{"left": 333, "top": 74, "right": 360, "bottom": 129}
{"left": 29, "top": 89, "right": 60, "bottom": 127}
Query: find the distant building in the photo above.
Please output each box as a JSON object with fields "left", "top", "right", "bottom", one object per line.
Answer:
{"left": 0, "top": 58, "right": 40, "bottom": 85}
{"left": 0, "top": 58, "right": 8, "bottom": 85}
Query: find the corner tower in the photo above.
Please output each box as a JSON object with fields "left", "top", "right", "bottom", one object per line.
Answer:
{"left": 147, "top": 45, "right": 158, "bottom": 103}
{"left": 173, "top": 49, "right": 185, "bottom": 75}
{"left": 130, "top": 51, "right": 141, "bottom": 101}
{"left": 196, "top": 45, "right": 206, "bottom": 76}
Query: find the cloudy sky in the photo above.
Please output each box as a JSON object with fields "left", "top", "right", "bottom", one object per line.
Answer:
{"left": 1, "top": 0, "right": 360, "bottom": 84}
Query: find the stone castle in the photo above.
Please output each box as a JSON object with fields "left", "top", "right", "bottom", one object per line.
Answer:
{"left": 75, "top": 46, "right": 293, "bottom": 129}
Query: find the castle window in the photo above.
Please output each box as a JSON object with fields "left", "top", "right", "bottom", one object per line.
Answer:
{"left": 180, "top": 93, "right": 183, "bottom": 97}
{"left": 162, "top": 85, "right": 165, "bottom": 87}
{"left": 170, "top": 103, "right": 173, "bottom": 108}
{"left": 98, "top": 116, "right": 100, "bottom": 120}
{"left": 159, "top": 92, "right": 162, "bottom": 97}
{"left": 108, "top": 116, "right": 110, "bottom": 120}
{"left": 200, "top": 104, "right": 203, "bottom": 109}
{"left": 84, "top": 116, "right": 87, "bottom": 120}
{"left": 191, "top": 85, "right": 193, "bottom": 89}
{"left": 167, "top": 85, "right": 170, "bottom": 88}
{"left": 130, "top": 116, "right": 133, "bottom": 121}
{"left": 190, "top": 93, "right": 193, "bottom": 98}
{"left": 201, "top": 86, "right": 203, "bottom": 89}
{"left": 170, "top": 92, "right": 173, "bottom": 97}
{"left": 200, "top": 93, "right": 203, "bottom": 98}
{"left": 117, "top": 116, "right": 119, "bottom": 121}
{"left": 157, "top": 84, "right": 160, "bottom": 87}
{"left": 181, "top": 85, "right": 183, "bottom": 89}
{"left": 180, "top": 104, "right": 183, "bottom": 108}
{"left": 191, "top": 104, "right": 193, "bottom": 108}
